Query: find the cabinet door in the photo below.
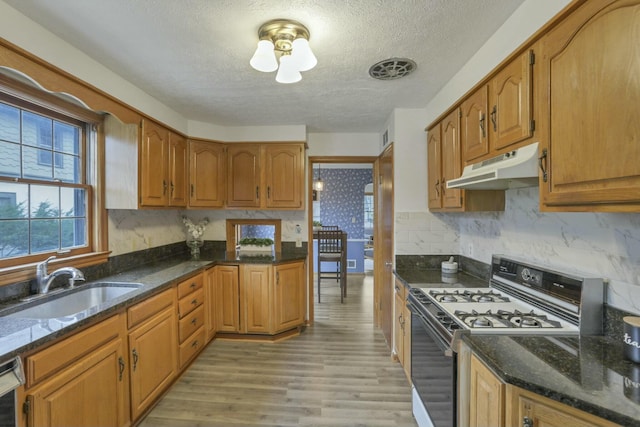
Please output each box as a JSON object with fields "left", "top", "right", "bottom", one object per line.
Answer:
{"left": 491, "top": 50, "right": 533, "bottom": 150}
{"left": 128, "top": 305, "right": 177, "bottom": 421}
{"left": 168, "top": 132, "right": 188, "bottom": 207}
{"left": 539, "top": 0, "right": 640, "bottom": 211}
{"left": 427, "top": 124, "right": 443, "bottom": 210}
{"left": 264, "top": 144, "right": 304, "bottom": 209}
{"left": 402, "top": 302, "right": 411, "bottom": 381}
{"left": 27, "top": 339, "right": 129, "bottom": 427}
{"left": 139, "top": 120, "right": 169, "bottom": 207}
{"left": 393, "top": 289, "right": 404, "bottom": 365}
{"left": 204, "top": 267, "right": 216, "bottom": 341}
{"left": 441, "top": 109, "right": 463, "bottom": 209}
{"left": 470, "top": 354, "right": 504, "bottom": 427}
{"left": 462, "top": 85, "right": 490, "bottom": 162}
{"left": 227, "top": 144, "right": 261, "bottom": 208}
{"left": 241, "top": 264, "right": 272, "bottom": 334}
{"left": 273, "top": 261, "right": 305, "bottom": 333}
{"left": 215, "top": 265, "right": 240, "bottom": 332}
{"left": 189, "top": 140, "right": 226, "bottom": 208}
{"left": 506, "top": 385, "right": 619, "bottom": 427}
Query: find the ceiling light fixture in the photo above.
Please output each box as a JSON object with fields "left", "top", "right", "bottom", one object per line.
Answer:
{"left": 250, "top": 19, "right": 317, "bottom": 84}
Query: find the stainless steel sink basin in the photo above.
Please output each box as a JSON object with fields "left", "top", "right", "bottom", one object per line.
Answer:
{"left": 7, "top": 282, "right": 143, "bottom": 319}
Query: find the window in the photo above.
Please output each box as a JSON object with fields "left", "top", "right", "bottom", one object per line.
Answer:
{"left": 0, "top": 94, "right": 94, "bottom": 267}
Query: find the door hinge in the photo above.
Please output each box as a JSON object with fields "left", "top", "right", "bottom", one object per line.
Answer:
{"left": 23, "top": 399, "right": 31, "bottom": 415}
{"left": 529, "top": 50, "right": 535, "bottom": 65}
{"left": 530, "top": 119, "right": 536, "bottom": 132}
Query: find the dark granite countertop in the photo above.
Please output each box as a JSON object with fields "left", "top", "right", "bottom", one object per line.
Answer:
{"left": 0, "top": 251, "right": 306, "bottom": 364}
{"left": 394, "top": 268, "right": 487, "bottom": 289}
{"left": 464, "top": 334, "right": 640, "bottom": 425}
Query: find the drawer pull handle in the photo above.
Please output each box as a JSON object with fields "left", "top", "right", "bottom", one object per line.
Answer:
{"left": 191, "top": 318, "right": 197, "bottom": 325}
{"left": 190, "top": 282, "right": 196, "bottom": 288}
{"left": 118, "top": 357, "right": 125, "bottom": 381}
{"left": 192, "top": 340, "right": 199, "bottom": 348}
{"left": 191, "top": 299, "right": 198, "bottom": 306}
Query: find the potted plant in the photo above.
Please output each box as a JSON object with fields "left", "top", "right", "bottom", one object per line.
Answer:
{"left": 238, "top": 237, "right": 275, "bottom": 252}
{"left": 312, "top": 221, "right": 322, "bottom": 232}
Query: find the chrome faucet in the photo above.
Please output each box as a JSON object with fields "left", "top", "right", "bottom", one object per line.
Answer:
{"left": 36, "top": 256, "right": 85, "bottom": 294}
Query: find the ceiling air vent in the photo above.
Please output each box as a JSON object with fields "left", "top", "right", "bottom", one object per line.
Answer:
{"left": 368, "top": 58, "right": 417, "bottom": 80}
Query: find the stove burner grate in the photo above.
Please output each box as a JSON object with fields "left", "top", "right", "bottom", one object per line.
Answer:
{"left": 453, "top": 309, "right": 563, "bottom": 329}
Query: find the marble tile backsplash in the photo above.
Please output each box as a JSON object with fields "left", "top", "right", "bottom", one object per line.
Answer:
{"left": 397, "top": 187, "right": 640, "bottom": 314}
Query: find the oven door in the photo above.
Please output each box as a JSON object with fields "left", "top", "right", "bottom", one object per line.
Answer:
{"left": 409, "top": 304, "right": 456, "bottom": 427}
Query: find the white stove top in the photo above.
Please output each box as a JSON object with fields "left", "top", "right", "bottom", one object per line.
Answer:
{"left": 417, "top": 287, "right": 579, "bottom": 335}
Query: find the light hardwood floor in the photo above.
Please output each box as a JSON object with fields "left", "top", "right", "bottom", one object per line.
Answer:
{"left": 139, "top": 274, "right": 418, "bottom": 427}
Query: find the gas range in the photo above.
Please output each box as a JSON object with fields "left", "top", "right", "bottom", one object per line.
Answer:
{"left": 407, "top": 255, "right": 605, "bottom": 343}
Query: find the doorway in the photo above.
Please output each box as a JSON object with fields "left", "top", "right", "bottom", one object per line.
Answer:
{"left": 307, "top": 156, "right": 377, "bottom": 323}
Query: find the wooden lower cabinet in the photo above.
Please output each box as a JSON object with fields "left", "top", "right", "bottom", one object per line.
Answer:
{"left": 176, "top": 273, "right": 206, "bottom": 368}
{"left": 127, "top": 289, "right": 178, "bottom": 421}
{"left": 214, "top": 261, "right": 306, "bottom": 336}
{"left": 505, "top": 385, "right": 619, "bottom": 427}
{"left": 24, "top": 315, "right": 129, "bottom": 427}
{"left": 469, "top": 354, "right": 504, "bottom": 427}
{"left": 393, "top": 279, "right": 411, "bottom": 381}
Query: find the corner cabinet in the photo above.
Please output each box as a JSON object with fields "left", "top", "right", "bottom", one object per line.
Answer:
{"left": 227, "top": 143, "right": 305, "bottom": 210}
{"left": 538, "top": 0, "right": 640, "bottom": 212}
{"left": 428, "top": 112, "right": 504, "bottom": 212}
{"left": 188, "top": 140, "right": 226, "bottom": 208}
{"left": 214, "top": 260, "right": 306, "bottom": 337}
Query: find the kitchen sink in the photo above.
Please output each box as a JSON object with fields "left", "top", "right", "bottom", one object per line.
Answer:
{"left": 6, "top": 282, "right": 143, "bottom": 319}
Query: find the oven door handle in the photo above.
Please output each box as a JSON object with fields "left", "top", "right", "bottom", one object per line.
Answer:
{"left": 408, "top": 301, "right": 454, "bottom": 357}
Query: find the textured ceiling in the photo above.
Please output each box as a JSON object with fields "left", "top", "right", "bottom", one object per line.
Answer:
{"left": 4, "top": 0, "right": 526, "bottom": 133}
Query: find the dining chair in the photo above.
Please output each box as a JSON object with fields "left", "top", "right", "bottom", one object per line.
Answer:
{"left": 317, "top": 228, "right": 345, "bottom": 303}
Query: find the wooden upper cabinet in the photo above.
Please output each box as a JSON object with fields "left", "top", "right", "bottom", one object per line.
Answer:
{"left": 441, "top": 109, "right": 463, "bottom": 209}
{"left": 538, "top": 0, "right": 640, "bottom": 212}
{"left": 427, "top": 123, "right": 443, "bottom": 210}
{"left": 227, "top": 143, "right": 305, "bottom": 210}
{"left": 139, "top": 119, "right": 187, "bottom": 208}
{"left": 168, "top": 133, "right": 188, "bottom": 207}
{"left": 461, "top": 85, "right": 490, "bottom": 162}
{"left": 139, "top": 120, "right": 169, "bottom": 207}
{"left": 227, "top": 144, "right": 261, "bottom": 208}
{"left": 264, "top": 144, "right": 304, "bottom": 209}
{"left": 490, "top": 50, "right": 534, "bottom": 151}
{"left": 189, "top": 140, "right": 226, "bottom": 208}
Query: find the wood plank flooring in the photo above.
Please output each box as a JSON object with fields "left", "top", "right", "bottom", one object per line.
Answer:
{"left": 139, "top": 275, "right": 418, "bottom": 427}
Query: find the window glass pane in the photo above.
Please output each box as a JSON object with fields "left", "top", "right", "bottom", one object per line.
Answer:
{"left": 23, "top": 146, "right": 53, "bottom": 180}
{"left": 54, "top": 122, "right": 80, "bottom": 155}
{"left": 0, "top": 219, "right": 28, "bottom": 258}
{"left": 61, "top": 218, "right": 86, "bottom": 248}
{"left": 22, "top": 111, "right": 52, "bottom": 148}
{"left": 54, "top": 153, "right": 80, "bottom": 183}
{"left": 31, "top": 219, "right": 60, "bottom": 253}
{"left": 0, "top": 141, "right": 21, "bottom": 178}
{"left": 61, "top": 188, "right": 86, "bottom": 217}
{"left": 31, "top": 185, "right": 59, "bottom": 219}
{"left": 0, "top": 103, "right": 20, "bottom": 143}
{"left": 0, "top": 182, "right": 28, "bottom": 219}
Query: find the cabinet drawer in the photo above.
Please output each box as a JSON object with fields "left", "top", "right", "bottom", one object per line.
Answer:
{"left": 179, "top": 327, "right": 205, "bottom": 368}
{"left": 25, "top": 314, "right": 123, "bottom": 387}
{"left": 128, "top": 288, "right": 175, "bottom": 329}
{"left": 178, "top": 287, "right": 204, "bottom": 318}
{"left": 178, "top": 304, "right": 205, "bottom": 343}
{"left": 177, "top": 274, "right": 203, "bottom": 299}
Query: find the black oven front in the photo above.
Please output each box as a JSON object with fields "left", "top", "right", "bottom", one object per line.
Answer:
{"left": 408, "top": 293, "right": 457, "bottom": 427}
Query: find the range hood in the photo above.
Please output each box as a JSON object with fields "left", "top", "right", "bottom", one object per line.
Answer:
{"left": 446, "top": 142, "right": 540, "bottom": 190}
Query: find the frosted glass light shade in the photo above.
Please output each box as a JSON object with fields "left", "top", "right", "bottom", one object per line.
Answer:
{"left": 291, "top": 38, "right": 317, "bottom": 72}
{"left": 276, "top": 54, "right": 302, "bottom": 84}
{"left": 250, "top": 40, "right": 278, "bottom": 72}
{"left": 313, "top": 179, "right": 324, "bottom": 191}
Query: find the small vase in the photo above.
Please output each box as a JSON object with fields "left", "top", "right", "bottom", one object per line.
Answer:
{"left": 186, "top": 238, "right": 204, "bottom": 260}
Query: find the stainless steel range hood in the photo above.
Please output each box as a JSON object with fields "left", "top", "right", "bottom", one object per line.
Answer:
{"left": 446, "top": 142, "right": 540, "bottom": 190}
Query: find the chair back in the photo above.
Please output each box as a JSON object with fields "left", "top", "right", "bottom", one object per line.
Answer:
{"left": 317, "top": 229, "right": 343, "bottom": 255}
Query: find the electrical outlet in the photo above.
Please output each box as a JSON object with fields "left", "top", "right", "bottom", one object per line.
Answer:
{"left": 468, "top": 243, "right": 473, "bottom": 257}
{"left": 295, "top": 237, "right": 302, "bottom": 248}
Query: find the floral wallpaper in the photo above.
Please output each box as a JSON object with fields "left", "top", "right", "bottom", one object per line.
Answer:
{"left": 314, "top": 168, "right": 373, "bottom": 239}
